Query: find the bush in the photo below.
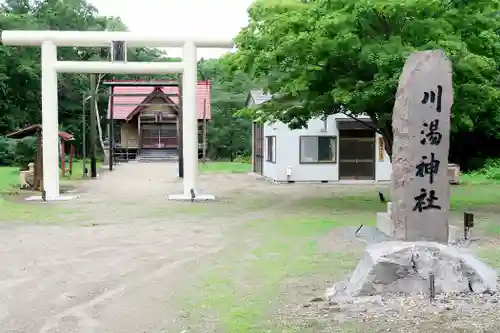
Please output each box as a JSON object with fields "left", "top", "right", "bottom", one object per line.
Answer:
{"left": 0, "top": 135, "right": 37, "bottom": 167}
{"left": 15, "top": 137, "right": 37, "bottom": 168}
{"left": 233, "top": 155, "right": 252, "bottom": 164}
{"left": 472, "top": 158, "right": 500, "bottom": 180}
{"left": 0, "top": 136, "right": 16, "bottom": 165}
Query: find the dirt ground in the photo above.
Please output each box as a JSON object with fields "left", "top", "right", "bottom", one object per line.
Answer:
{"left": 0, "top": 162, "right": 381, "bottom": 333}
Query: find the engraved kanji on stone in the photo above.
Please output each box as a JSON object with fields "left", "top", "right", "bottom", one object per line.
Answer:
{"left": 421, "top": 85, "right": 443, "bottom": 112}
{"left": 415, "top": 152, "right": 440, "bottom": 184}
{"left": 412, "top": 188, "right": 441, "bottom": 213}
{"left": 420, "top": 119, "right": 442, "bottom": 145}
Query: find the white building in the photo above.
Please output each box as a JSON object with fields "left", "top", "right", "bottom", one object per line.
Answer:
{"left": 248, "top": 90, "right": 391, "bottom": 183}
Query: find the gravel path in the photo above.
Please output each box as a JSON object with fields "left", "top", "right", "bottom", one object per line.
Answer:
{"left": 1, "top": 164, "right": 228, "bottom": 332}
{"left": 0, "top": 163, "right": 384, "bottom": 333}
{"left": 285, "top": 288, "right": 500, "bottom": 333}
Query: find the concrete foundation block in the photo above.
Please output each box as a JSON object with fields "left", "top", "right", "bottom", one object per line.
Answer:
{"left": 376, "top": 212, "right": 465, "bottom": 244}
{"left": 376, "top": 212, "right": 394, "bottom": 237}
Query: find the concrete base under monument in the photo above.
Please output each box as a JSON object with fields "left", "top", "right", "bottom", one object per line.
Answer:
{"left": 376, "top": 202, "right": 465, "bottom": 244}
{"left": 326, "top": 241, "right": 497, "bottom": 299}
{"left": 376, "top": 212, "right": 464, "bottom": 244}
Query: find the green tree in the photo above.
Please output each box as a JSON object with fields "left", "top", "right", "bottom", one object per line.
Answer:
{"left": 0, "top": 0, "right": 177, "bottom": 159}
{"left": 199, "top": 57, "right": 253, "bottom": 160}
{"left": 233, "top": 0, "right": 500, "bottom": 158}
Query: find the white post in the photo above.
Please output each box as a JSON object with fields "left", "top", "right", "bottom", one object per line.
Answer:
{"left": 182, "top": 41, "right": 198, "bottom": 197}
{"left": 41, "top": 41, "right": 60, "bottom": 199}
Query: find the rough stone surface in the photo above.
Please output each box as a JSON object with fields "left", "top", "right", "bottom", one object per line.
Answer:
{"left": 326, "top": 241, "right": 497, "bottom": 299}
{"left": 391, "top": 50, "right": 453, "bottom": 244}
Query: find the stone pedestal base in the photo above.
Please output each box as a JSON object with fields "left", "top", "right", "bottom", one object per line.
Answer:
{"left": 25, "top": 195, "right": 79, "bottom": 201}
{"left": 167, "top": 193, "right": 215, "bottom": 201}
{"left": 326, "top": 241, "right": 497, "bottom": 300}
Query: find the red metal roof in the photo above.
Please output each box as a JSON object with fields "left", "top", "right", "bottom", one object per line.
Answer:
{"left": 107, "top": 80, "right": 211, "bottom": 120}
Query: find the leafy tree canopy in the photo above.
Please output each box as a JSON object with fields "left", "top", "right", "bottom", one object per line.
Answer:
{"left": 0, "top": 0, "right": 178, "bottom": 145}
{"left": 0, "top": 0, "right": 253, "bottom": 162}
{"left": 199, "top": 57, "right": 253, "bottom": 160}
{"left": 232, "top": 0, "right": 500, "bottom": 156}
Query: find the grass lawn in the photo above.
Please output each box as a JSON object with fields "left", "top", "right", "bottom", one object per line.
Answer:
{"left": 175, "top": 172, "right": 500, "bottom": 332}
{"left": 0, "top": 166, "right": 51, "bottom": 222}
{"left": 0, "top": 159, "right": 100, "bottom": 223}
{"left": 0, "top": 159, "right": 101, "bottom": 191}
{"left": 0, "top": 166, "right": 19, "bottom": 192}
{"left": 179, "top": 215, "right": 360, "bottom": 332}
{"left": 199, "top": 161, "right": 252, "bottom": 173}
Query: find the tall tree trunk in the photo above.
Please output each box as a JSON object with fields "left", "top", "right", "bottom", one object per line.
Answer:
{"left": 367, "top": 111, "right": 393, "bottom": 162}
{"left": 380, "top": 124, "right": 393, "bottom": 162}
{"left": 93, "top": 73, "right": 108, "bottom": 162}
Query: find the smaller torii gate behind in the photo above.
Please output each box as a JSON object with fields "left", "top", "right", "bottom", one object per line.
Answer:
{"left": 0, "top": 30, "right": 233, "bottom": 201}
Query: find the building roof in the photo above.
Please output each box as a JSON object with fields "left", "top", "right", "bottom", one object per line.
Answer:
{"left": 6, "top": 124, "right": 74, "bottom": 141}
{"left": 107, "top": 80, "right": 212, "bottom": 120}
{"left": 247, "top": 89, "right": 272, "bottom": 106}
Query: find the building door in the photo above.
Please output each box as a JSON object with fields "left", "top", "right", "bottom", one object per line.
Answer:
{"left": 338, "top": 129, "right": 375, "bottom": 180}
{"left": 141, "top": 123, "right": 177, "bottom": 149}
{"left": 253, "top": 123, "right": 264, "bottom": 175}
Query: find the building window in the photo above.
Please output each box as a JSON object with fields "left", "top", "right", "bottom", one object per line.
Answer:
{"left": 266, "top": 136, "right": 276, "bottom": 163}
{"left": 299, "top": 136, "right": 337, "bottom": 163}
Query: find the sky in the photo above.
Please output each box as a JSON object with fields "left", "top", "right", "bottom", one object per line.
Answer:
{"left": 87, "top": 0, "right": 253, "bottom": 59}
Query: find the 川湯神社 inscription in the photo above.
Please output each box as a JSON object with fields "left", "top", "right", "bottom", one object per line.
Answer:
{"left": 391, "top": 50, "right": 452, "bottom": 243}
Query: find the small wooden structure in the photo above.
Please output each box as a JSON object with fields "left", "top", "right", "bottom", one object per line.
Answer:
{"left": 6, "top": 124, "right": 75, "bottom": 191}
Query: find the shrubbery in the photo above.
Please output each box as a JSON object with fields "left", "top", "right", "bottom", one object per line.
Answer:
{"left": 233, "top": 155, "right": 251, "bottom": 164}
{"left": 0, "top": 136, "right": 37, "bottom": 167}
{"left": 467, "top": 159, "right": 500, "bottom": 180}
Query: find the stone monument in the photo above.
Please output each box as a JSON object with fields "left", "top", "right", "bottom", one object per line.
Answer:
{"left": 376, "top": 50, "right": 457, "bottom": 243}
{"left": 327, "top": 50, "right": 497, "bottom": 299}
{"left": 391, "top": 49, "right": 451, "bottom": 243}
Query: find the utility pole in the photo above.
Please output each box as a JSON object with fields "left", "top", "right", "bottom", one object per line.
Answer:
{"left": 89, "top": 73, "right": 98, "bottom": 178}
{"left": 178, "top": 74, "right": 184, "bottom": 178}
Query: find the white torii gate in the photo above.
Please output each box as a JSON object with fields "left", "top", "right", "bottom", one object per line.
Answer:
{"left": 0, "top": 30, "right": 233, "bottom": 201}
